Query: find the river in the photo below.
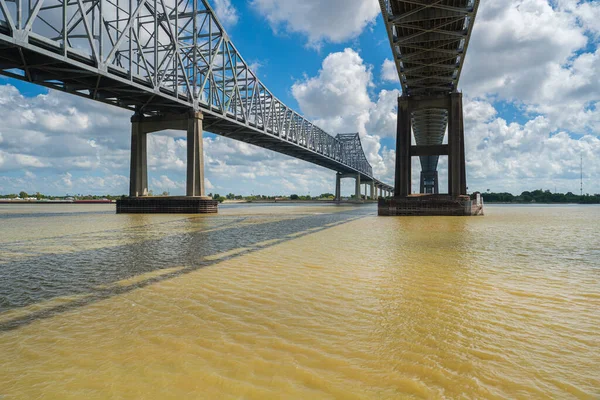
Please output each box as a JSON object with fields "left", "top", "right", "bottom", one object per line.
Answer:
{"left": 0, "top": 203, "right": 598, "bottom": 399}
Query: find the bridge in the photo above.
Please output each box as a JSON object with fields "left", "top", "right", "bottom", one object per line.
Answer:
{"left": 0, "top": 0, "right": 393, "bottom": 210}
{"left": 377, "top": 0, "right": 483, "bottom": 215}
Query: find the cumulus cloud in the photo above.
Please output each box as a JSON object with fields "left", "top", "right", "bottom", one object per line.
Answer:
{"left": 291, "top": 48, "right": 399, "bottom": 184}
{"left": 0, "top": 84, "right": 130, "bottom": 175}
{"left": 250, "top": 0, "right": 380, "bottom": 48}
{"left": 212, "top": 0, "right": 238, "bottom": 27}
{"left": 462, "top": 97, "right": 600, "bottom": 193}
{"left": 381, "top": 59, "right": 398, "bottom": 83}
{"left": 462, "top": 0, "right": 599, "bottom": 135}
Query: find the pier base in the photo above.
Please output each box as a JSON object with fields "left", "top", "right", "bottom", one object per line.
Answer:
{"left": 378, "top": 194, "right": 483, "bottom": 216}
{"left": 116, "top": 197, "right": 218, "bottom": 214}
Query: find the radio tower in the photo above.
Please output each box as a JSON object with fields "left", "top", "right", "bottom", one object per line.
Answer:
{"left": 580, "top": 155, "right": 583, "bottom": 197}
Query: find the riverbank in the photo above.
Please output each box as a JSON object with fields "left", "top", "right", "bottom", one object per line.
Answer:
{"left": 0, "top": 199, "right": 115, "bottom": 204}
{"left": 223, "top": 199, "right": 375, "bottom": 204}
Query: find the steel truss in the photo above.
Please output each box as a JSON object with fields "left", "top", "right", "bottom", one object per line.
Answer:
{"left": 0, "top": 0, "right": 387, "bottom": 186}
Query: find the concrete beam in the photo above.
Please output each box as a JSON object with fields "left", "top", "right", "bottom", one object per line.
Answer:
{"left": 420, "top": 171, "right": 439, "bottom": 194}
{"left": 404, "top": 94, "right": 450, "bottom": 111}
{"left": 410, "top": 144, "right": 449, "bottom": 157}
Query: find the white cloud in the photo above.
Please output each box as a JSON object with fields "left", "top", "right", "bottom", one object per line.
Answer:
{"left": 151, "top": 175, "right": 185, "bottom": 192}
{"left": 292, "top": 49, "right": 373, "bottom": 119}
{"left": 461, "top": 97, "right": 600, "bottom": 194}
{"left": 60, "top": 172, "right": 73, "bottom": 188}
{"left": 557, "top": 0, "right": 600, "bottom": 38}
{"left": 381, "top": 59, "right": 398, "bottom": 83}
{"left": 212, "top": 0, "right": 238, "bottom": 27}
{"left": 250, "top": 0, "right": 380, "bottom": 48}
{"left": 291, "top": 49, "right": 399, "bottom": 184}
{"left": 462, "top": 0, "right": 599, "bottom": 135}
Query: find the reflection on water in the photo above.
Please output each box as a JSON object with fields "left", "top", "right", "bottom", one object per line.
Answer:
{"left": 0, "top": 203, "right": 598, "bottom": 399}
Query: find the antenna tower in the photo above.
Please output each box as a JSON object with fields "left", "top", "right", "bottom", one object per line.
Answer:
{"left": 580, "top": 155, "right": 583, "bottom": 197}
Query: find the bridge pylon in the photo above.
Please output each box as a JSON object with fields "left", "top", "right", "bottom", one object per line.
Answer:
{"left": 394, "top": 92, "right": 466, "bottom": 198}
{"left": 379, "top": 92, "right": 480, "bottom": 216}
{"left": 117, "top": 111, "right": 217, "bottom": 214}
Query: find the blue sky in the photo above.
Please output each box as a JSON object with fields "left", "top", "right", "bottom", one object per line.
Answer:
{"left": 0, "top": 0, "right": 599, "bottom": 196}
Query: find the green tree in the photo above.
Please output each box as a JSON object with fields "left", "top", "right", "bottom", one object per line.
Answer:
{"left": 19, "top": 191, "right": 28, "bottom": 199}
{"left": 290, "top": 194, "right": 299, "bottom": 200}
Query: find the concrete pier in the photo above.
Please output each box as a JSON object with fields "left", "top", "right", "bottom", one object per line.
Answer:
{"left": 420, "top": 171, "right": 439, "bottom": 194}
{"left": 380, "top": 92, "right": 482, "bottom": 216}
{"left": 334, "top": 172, "right": 372, "bottom": 202}
{"left": 118, "top": 111, "right": 215, "bottom": 214}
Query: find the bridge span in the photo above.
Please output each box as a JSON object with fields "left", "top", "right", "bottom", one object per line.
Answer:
{"left": 0, "top": 0, "right": 393, "bottom": 209}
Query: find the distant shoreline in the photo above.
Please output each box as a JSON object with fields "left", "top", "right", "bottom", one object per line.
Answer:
{"left": 0, "top": 200, "right": 115, "bottom": 204}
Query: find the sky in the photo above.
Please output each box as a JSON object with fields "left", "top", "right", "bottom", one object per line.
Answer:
{"left": 0, "top": 0, "right": 599, "bottom": 196}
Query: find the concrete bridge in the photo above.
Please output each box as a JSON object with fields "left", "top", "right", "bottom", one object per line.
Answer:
{"left": 0, "top": 0, "right": 393, "bottom": 212}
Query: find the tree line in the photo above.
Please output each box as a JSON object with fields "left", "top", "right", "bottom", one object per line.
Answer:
{"left": 481, "top": 190, "right": 600, "bottom": 204}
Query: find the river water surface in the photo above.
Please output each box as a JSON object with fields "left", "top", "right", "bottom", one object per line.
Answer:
{"left": 0, "top": 203, "right": 598, "bottom": 399}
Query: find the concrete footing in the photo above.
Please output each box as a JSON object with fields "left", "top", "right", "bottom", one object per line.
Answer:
{"left": 378, "top": 194, "right": 484, "bottom": 216}
{"left": 116, "top": 197, "right": 218, "bottom": 214}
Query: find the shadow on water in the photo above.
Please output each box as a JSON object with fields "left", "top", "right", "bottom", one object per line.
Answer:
{"left": 0, "top": 205, "right": 373, "bottom": 331}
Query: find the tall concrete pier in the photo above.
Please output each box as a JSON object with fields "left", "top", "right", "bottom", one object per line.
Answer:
{"left": 119, "top": 111, "right": 217, "bottom": 214}
{"left": 380, "top": 92, "right": 481, "bottom": 216}
{"left": 394, "top": 93, "right": 466, "bottom": 198}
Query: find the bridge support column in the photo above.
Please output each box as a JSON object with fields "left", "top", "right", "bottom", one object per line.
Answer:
{"left": 129, "top": 114, "right": 148, "bottom": 197}
{"left": 355, "top": 174, "right": 361, "bottom": 200}
{"left": 395, "top": 96, "right": 411, "bottom": 197}
{"left": 186, "top": 112, "right": 206, "bottom": 197}
{"left": 379, "top": 92, "right": 477, "bottom": 216}
{"left": 335, "top": 172, "right": 341, "bottom": 201}
{"left": 119, "top": 111, "right": 217, "bottom": 214}
{"left": 370, "top": 181, "right": 376, "bottom": 200}
{"left": 448, "top": 92, "right": 467, "bottom": 197}
{"left": 420, "top": 171, "right": 439, "bottom": 194}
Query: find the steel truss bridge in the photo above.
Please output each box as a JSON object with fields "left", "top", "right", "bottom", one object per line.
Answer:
{"left": 379, "top": 0, "right": 479, "bottom": 196}
{"left": 0, "top": 0, "right": 392, "bottom": 194}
